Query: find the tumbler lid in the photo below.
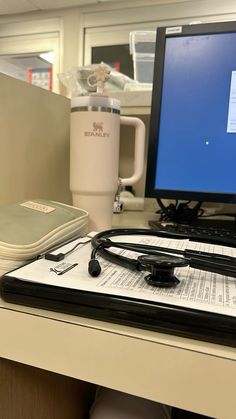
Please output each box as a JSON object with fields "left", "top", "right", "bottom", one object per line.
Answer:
{"left": 71, "top": 95, "right": 120, "bottom": 113}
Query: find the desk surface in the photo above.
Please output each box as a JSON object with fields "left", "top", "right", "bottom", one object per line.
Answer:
{"left": 0, "top": 209, "right": 236, "bottom": 418}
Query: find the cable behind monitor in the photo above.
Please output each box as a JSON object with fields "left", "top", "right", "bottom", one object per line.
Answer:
{"left": 156, "top": 199, "right": 203, "bottom": 224}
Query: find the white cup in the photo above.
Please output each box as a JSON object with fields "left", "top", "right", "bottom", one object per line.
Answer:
{"left": 70, "top": 95, "right": 145, "bottom": 231}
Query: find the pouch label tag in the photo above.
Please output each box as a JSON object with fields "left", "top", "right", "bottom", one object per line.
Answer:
{"left": 20, "top": 201, "right": 56, "bottom": 213}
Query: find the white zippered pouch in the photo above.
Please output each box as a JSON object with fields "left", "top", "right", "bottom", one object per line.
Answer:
{"left": 0, "top": 199, "right": 88, "bottom": 275}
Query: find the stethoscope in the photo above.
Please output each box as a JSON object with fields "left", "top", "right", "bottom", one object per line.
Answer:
{"left": 88, "top": 228, "right": 236, "bottom": 287}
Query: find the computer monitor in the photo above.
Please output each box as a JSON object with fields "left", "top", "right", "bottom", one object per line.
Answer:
{"left": 145, "top": 21, "right": 236, "bottom": 221}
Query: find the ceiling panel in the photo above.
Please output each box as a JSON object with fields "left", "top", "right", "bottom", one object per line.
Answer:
{"left": 0, "top": 0, "right": 36, "bottom": 15}
{"left": 32, "top": 0, "right": 117, "bottom": 9}
{"left": 0, "top": 0, "right": 119, "bottom": 15}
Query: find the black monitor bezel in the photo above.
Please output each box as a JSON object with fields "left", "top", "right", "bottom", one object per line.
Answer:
{"left": 145, "top": 20, "right": 236, "bottom": 204}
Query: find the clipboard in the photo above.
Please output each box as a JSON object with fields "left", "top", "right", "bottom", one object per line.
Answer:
{"left": 1, "top": 235, "right": 236, "bottom": 347}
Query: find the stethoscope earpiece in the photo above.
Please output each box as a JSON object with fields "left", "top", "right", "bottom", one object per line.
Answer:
{"left": 138, "top": 254, "right": 189, "bottom": 287}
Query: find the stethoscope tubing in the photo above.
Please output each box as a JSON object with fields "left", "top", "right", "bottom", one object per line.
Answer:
{"left": 91, "top": 228, "right": 236, "bottom": 278}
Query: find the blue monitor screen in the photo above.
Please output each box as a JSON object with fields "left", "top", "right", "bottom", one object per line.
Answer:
{"left": 146, "top": 22, "right": 236, "bottom": 204}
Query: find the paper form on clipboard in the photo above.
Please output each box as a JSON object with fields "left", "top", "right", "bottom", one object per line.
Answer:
{"left": 4, "top": 234, "right": 236, "bottom": 319}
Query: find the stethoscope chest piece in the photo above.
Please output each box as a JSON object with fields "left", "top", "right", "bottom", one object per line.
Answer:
{"left": 138, "top": 254, "right": 189, "bottom": 287}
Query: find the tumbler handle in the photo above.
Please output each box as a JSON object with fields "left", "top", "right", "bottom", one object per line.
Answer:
{"left": 119, "top": 116, "right": 146, "bottom": 186}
